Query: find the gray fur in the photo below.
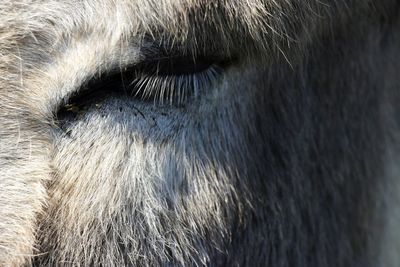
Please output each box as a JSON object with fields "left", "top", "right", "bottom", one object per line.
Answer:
{"left": 0, "top": 0, "right": 400, "bottom": 266}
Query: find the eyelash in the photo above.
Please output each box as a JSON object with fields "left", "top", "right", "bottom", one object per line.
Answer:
{"left": 129, "top": 63, "right": 223, "bottom": 105}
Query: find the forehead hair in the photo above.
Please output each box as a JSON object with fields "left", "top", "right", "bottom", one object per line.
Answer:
{"left": 119, "top": 0, "right": 324, "bottom": 56}
{"left": 0, "top": 0, "right": 370, "bottom": 64}
{"left": 117, "top": 0, "right": 370, "bottom": 56}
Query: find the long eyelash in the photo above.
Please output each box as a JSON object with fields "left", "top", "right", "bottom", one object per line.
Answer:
{"left": 130, "top": 64, "right": 223, "bottom": 105}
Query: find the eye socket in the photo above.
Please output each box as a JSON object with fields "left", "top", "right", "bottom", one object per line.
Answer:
{"left": 56, "top": 55, "right": 227, "bottom": 123}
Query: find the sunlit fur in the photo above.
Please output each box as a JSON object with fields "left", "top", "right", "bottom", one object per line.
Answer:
{"left": 0, "top": 0, "right": 400, "bottom": 266}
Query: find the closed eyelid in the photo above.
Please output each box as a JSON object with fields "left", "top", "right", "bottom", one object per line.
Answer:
{"left": 55, "top": 55, "right": 226, "bottom": 123}
{"left": 136, "top": 37, "right": 234, "bottom": 63}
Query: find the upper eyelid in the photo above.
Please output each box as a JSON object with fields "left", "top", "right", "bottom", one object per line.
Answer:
{"left": 136, "top": 58, "right": 216, "bottom": 75}
{"left": 138, "top": 39, "right": 233, "bottom": 64}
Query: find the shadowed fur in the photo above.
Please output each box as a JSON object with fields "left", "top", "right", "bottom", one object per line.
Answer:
{"left": 0, "top": 0, "right": 400, "bottom": 266}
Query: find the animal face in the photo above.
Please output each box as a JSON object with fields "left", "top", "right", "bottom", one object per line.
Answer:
{"left": 0, "top": 1, "right": 399, "bottom": 266}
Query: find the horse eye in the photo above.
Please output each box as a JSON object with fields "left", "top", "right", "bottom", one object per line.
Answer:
{"left": 56, "top": 55, "right": 226, "bottom": 124}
